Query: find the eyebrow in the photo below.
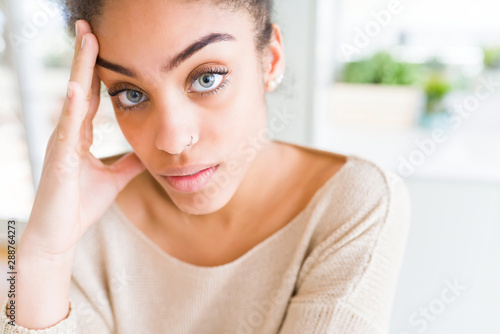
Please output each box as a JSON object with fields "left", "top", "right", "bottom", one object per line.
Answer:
{"left": 96, "top": 33, "right": 236, "bottom": 78}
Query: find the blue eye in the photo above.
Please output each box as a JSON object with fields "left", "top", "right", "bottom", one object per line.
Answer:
{"left": 117, "top": 89, "right": 148, "bottom": 107}
{"left": 190, "top": 73, "right": 224, "bottom": 93}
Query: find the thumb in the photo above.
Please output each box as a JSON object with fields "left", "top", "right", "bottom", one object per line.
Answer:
{"left": 110, "top": 152, "right": 146, "bottom": 191}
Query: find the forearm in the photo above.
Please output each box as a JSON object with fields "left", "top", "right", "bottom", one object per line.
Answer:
{"left": 11, "top": 231, "right": 76, "bottom": 329}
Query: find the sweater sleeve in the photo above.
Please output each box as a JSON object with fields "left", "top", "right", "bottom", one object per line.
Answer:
{"left": 0, "top": 297, "right": 76, "bottom": 333}
{"left": 278, "top": 172, "right": 411, "bottom": 334}
{"left": 0, "top": 274, "right": 113, "bottom": 333}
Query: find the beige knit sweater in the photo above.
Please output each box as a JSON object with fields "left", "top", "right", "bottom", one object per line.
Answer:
{"left": 0, "top": 155, "right": 411, "bottom": 334}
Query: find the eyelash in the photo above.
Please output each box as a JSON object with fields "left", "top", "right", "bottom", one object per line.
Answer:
{"left": 107, "top": 66, "right": 230, "bottom": 112}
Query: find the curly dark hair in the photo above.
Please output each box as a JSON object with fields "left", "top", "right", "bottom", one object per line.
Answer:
{"left": 55, "top": 0, "right": 274, "bottom": 54}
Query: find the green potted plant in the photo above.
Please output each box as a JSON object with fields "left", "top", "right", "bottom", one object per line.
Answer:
{"left": 331, "top": 51, "right": 425, "bottom": 128}
{"left": 483, "top": 46, "right": 500, "bottom": 69}
{"left": 417, "top": 72, "right": 453, "bottom": 129}
{"left": 341, "top": 51, "right": 420, "bottom": 85}
{"left": 482, "top": 45, "right": 500, "bottom": 84}
{"left": 424, "top": 73, "right": 452, "bottom": 114}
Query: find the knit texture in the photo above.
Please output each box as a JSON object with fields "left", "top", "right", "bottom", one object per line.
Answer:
{"left": 0, "top": 155, "right": 411, "bottom": 334}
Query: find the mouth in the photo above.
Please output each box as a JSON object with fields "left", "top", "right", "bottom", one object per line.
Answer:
{"left": 162, "top": 164, "right": 220, "bottom": 193}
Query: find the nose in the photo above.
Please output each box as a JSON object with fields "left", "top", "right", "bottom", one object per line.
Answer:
{"left": 154, "top": 100, "right": 198, "bottom": 155}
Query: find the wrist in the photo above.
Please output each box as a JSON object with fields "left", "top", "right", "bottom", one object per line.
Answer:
{"left": 14, "top": 250, "right": 74, "bottom": 329}
{"left": 18, "top": 231, "right": 76, "bottom": 266}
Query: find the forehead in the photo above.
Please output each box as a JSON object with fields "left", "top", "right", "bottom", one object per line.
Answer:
{"left": 94, "top": 0, "right": 254, "bottom": 70}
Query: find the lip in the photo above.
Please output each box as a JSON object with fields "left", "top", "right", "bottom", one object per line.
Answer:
{"left": 160, "top": 163, "right": 220, "bottom": 176}
{"left": 162, "top": 164, "right": 219, "bottom": 193}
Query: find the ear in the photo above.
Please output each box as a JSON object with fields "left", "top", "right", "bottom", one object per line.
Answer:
{"left": 263, "top": 23, "right": 286, "bottom": 93}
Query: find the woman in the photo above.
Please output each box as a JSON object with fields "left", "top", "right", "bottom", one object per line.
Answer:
{"left": 0, "top": 0, "right": 410, "bottom": 333}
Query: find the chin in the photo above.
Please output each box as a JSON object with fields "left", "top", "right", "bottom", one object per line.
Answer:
{"left": 170, "top": 185, "right": 238, "bottom": 216}
{"left": 157, "top": 173, "right": 241, "bottom": 216}
{"left": 176, "top": 196, "right": 230, "bottom": 215}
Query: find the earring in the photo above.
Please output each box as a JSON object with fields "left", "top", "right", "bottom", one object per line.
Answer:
{"left": 275, "top": 74, "right": 284, "bottom": 85}
{"left": 267, "top": 74, "right": 284, "bottom": 90}
{"left": 268, "top": 80, "right": 277, "bottom": 90}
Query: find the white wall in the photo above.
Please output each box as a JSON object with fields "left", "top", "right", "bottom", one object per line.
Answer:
{"left": 267, "top": 0, "right": 338, "bottom": 146}
{"left": 390, "top": 178, "right": 500, "bottom": 334}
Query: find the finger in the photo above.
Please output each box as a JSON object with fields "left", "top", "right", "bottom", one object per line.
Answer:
{"left": 88, "top": 69, "right": 101, "bottom": 121}
{"left": 56, "top": 81, "right": 87, "bottom": 148}
{"left": 82, "top": 70, "right": 102, "bottom": 145}
{"left": 56, "top": 33, "right": 99, "bottom": 145}
{"left": 70, "top": 32, "right": 99, "bottom": 107}
{"left": 71, "top": 20, "right": 93, "bottom": 73}
{"left": 45, "top": 128, "right": 57, "bottom": 155}
{"left": 41, "top": 128, "right": 57, "bottom": 172}
{"left": 54, "top": 20, "right": 96, "bottom": 149}
{"left": 109, "top": 152, "right": 146, "bottom": 192}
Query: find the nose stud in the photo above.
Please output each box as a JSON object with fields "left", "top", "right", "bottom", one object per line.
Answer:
{"left": 186, "top": 135, "right": 194, "bottom": 148}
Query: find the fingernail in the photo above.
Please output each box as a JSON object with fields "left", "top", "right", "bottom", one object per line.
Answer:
{"left": 75, "top": 21, "right": 79, "bottom": 37}
{"left": 67, "top": 82, "right": 73, "bottom": 99}
{"left": 81, "top": 35, "right": 86, "bottom": 49}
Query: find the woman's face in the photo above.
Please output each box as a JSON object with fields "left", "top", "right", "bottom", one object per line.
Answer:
{"left": 94, "top": 0, "right": 276, "bottom": 215}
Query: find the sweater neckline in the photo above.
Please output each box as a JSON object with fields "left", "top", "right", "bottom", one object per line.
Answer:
{"left": 110, "top": 153, "right": 355, "bottom": 272}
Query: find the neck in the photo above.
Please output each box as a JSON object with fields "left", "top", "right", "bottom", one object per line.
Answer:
{"left": 210, "top": 139, "right": 284, "bottom": 228}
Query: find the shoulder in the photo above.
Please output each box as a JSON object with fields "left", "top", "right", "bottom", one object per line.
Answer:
{"left": 337, "top": 155, "right": 409, "bottom": 203}
{"left": 308, "top": 155, "right": 411, "bottom": 250}
{"left": 281, "top": 141, "right": 405, "bottom": 211}
{"left": 291, "top": 156, "right": 412, "bottom": 325}
{"left": 325, "top": 154, "right": 410, "bottom": 211}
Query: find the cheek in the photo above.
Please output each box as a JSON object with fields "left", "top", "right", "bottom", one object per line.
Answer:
{"left": 218, "top": 63, "right": 267, "bottom": 130}
{"left": 201, "top": 95, "right": 267, "bottom": 169}
{"left": 202, "top": 87, "right": 266, "bottom": 152}
{"left": 115, "top": 114, "right": 150, "bottom": 152}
